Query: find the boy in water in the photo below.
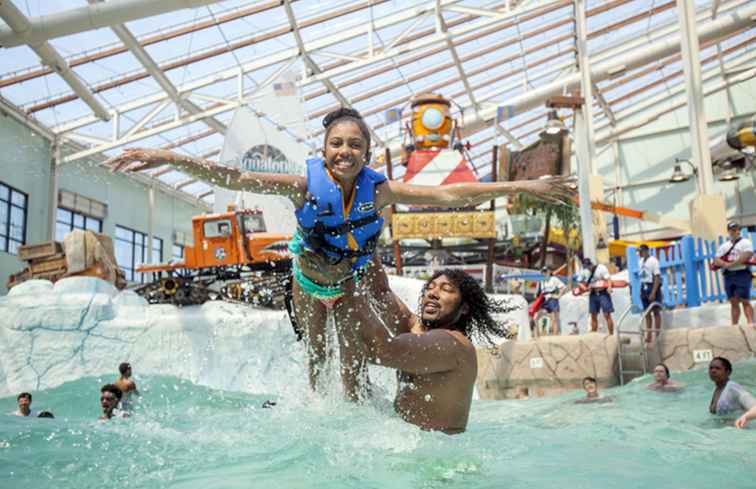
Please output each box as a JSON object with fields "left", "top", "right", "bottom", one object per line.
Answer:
{"left": 100, "top": 384, "right": 129, "bottom": 420}
{"left": 114, "top": 362, "right": 139, "bottom": 411}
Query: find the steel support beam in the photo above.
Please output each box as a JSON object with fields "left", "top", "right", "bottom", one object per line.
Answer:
{"left": 0, "top": 1, "right": 110, "bottom": 120}
{"left": 108, "top": 21, "right": 227, "bottom": 136}
{"left": 0, "top": 0, "right": 227, "bottom": 48}
{"left": 676, "top": 0, "right": 715, "bottom": 195}
{"left": 427, "top": 2, "right": 756, "bottom": 144}
{"left": 575, "top": 0, "right": 597, "bottom": 260}
{"left": 435, "top": 1, "right": 479, "bottom": 115}
{"left": 50, "top": 0, "right": 468, "bottom": 135}
{"left": 282, "top": 0, "right": 383, "bottom": 146}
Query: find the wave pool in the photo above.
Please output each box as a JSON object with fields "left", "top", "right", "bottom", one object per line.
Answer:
{"left": 2, "top": 364, "right": 756, "bottom": 489}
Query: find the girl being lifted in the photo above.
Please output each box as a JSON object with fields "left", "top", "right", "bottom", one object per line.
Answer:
{"left": 108, "top": 107, "right": 574, "bottom": 401}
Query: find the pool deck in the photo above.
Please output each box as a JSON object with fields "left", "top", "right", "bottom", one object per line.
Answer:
{"left": 476, "top": 324, "right": 756, "bottom": 399}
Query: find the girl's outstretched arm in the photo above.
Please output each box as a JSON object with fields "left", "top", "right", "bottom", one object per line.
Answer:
{"left": 376, "top": 176, "right": 575, "bottom": 210}
{"left": 106, "top": 148, "right": 308, "bottom": 207}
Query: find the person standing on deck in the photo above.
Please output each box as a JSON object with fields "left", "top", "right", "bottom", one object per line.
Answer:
{"left": 638, "top": 244, "right": 662, "bottom": 344}
{"left": 578, "top": 258, "right": 615, "bottom": 335}
{"left": 713, "top": 222, "right": 753, "bottom": 326}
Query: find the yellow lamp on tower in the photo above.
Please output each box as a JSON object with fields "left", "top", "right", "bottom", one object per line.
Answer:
{"left": 410, "top": 93, "right": 454, "bottom": 150}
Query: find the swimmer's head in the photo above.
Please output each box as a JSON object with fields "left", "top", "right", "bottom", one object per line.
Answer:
{"left": 100, "top": 384, "right": 122, "bottom": 412}
{"left": 17, "top": 392, "right": 31, "bottom": 410}
{"left": 583, "top": 377, "right": 598, "bottom": 396}
{"left": 709, "top": 357, "right": 732, "bottom": 384}
{"left": 654, "top": 363, "right": 670, "bottom": 382}
{"left": 119, "top": 362, "right": 132, "bottom": 377}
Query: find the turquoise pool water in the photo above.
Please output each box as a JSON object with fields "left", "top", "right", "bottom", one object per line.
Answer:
{"left": 2, "top": 362, "right": 756, "bottom": 489}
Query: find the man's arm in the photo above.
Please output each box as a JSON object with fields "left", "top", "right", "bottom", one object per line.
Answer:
{"left": 361, "top": 326, "right": 469, "bottom": 375}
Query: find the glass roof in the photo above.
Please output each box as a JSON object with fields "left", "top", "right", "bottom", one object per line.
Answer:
{"left": 1, "top": 0, "right": 753, "bottom": 203}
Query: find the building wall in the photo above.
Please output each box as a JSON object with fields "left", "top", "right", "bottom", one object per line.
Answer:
{"left": 0, "top": 114, "right": 205, "bottom": 294}
{"left": 592, "top": 79, "right": 756, "bottom": 240}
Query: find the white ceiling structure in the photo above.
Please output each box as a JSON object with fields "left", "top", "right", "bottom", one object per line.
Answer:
{"left": 0, "top": 0, "right": 754, "bottom": 205}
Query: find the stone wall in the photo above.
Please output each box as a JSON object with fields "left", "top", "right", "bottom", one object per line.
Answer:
{"left": 648, "top": 324, "right": 756, "bottom": 372}
{"left": 476, "top": 333, "right": 618, "bottom": 400}
{"left": 477, "top": 325, "right": 756, "bottom": 400}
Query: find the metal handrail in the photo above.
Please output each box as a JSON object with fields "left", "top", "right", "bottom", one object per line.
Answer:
{"left": 617, "top": 301, "right": 662, "bottom": 385}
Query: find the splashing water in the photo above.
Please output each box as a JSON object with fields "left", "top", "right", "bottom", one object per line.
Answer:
{"left": 3, "top": 359, "right": 756, "bottom": 488}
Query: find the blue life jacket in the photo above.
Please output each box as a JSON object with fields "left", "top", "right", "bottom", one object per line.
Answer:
{"left": 295, "top": 158, "right": 386, "bottom": 270}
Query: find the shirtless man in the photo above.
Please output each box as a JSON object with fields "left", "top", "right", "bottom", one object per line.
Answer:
{"left": 353, "top": 268, "right": 512, "bottom": 434}
{"left": 114, "top": 362, "right": 139, "bottom": 411}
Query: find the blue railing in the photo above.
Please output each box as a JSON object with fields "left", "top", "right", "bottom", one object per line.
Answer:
{"left": 626, "top": 230, "right": 755, "bottom": 312}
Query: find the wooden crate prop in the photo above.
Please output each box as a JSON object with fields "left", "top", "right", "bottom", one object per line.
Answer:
{"left": 29, "top": 253, "right": 68, "bottom": 275}
{"left": 392, "top": 211, "right": 496, "bottom": 240}
{"left": 18, "top": 241, "right": 62, "bottom": 262}
{"left": 6, "top": 268, "right": 31, "bottom": 289}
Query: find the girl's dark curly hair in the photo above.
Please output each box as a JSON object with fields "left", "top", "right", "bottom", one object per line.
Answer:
{"left": 322, "top": 107, "right": 372, "bottom": 161}
{"left": 418, "top": 269, "right": 520, "bottom": 346}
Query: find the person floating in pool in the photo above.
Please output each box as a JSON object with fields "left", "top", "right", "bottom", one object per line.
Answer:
{"left": 114, "top": 362, "right": 139, "bottom": 411}
{"left": 708, "top": 357, "right": 756, "bottom": 416}
{"left": 574, "top": 376, "right": 613, "bottom": 404}
{"left": 100, "top": 384, "right": 129, "bottom": 420}
{"left": 107, "top": 107, "right": 574, "bottom": 402}
{"left": 646, "top": 363, "right": 682, "bottom": 392}
{"left": 12, "top": 392, "right": 38, "bottom": 417}
{"left": 646, "top": 363, "right": 681, "bottom": 392}
{"left": 346, "top": 268, "right": 514, "bottom": 434}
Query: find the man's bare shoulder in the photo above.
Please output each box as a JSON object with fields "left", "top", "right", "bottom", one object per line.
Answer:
{"left": 443, "top": 330, "right": 476, "bottom": 361}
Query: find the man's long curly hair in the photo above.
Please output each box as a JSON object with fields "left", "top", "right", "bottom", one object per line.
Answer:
{"left": 418, "top": 269, "right": 520, "bottom": 346}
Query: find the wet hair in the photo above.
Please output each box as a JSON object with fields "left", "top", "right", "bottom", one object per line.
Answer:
{"left": 119, "top": 362, "right": 131, "bottom": 375}
{"left": 418, "top": 269, "right": 518, "bottom": 346}
{"left": 322, "top": 107, "right": 372, "bottom": 162}
{"left": 37, "top": 411, "right": 55, "bottom": 419}
{"left": 711, "top": 356, "right": 732, "bottom": 374}
{"left": 583, "top": 376, "right": 597, "bottom": 385}
{"left": 101, "top": 384, "right": 123, "bottom": 401}
{"left": 655, "top": 363, "right": 670, "bottom": 378}
{"left": 17, "top": 392, "right": 31, "bottom": 402}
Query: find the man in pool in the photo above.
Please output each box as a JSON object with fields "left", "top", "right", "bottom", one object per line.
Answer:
{"left": 100, "top": 384, "right": 129, "bottom": 420}
{"left": 575, "top": 377, "right": 613, "bottom": 403}
{"left": 12, "top": 392, "right": 38, "bottom": 417}
{"left": 352, "top": 268, "right": 513, "bottom": 434}
{"left": 114, "top": 362, "right": 139, "bottom": 411}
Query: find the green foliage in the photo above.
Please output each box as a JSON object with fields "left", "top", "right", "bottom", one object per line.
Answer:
{"left": 511, "top": 193, "right": 579, "bottom": 230}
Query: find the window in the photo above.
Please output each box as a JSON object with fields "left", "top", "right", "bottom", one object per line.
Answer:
{"left": 55, "top": 208, "right": 103, "bottom": 241}
{"left": 172, "top": 244, "right": 184, "bottom": 261}
{"left": 243, "top": 214, "right": 266, "bottom": 233}
{"left": 114, "top": 225, "right": 163, "bottom": 283}
{"left": 0, "top": 182, "right": 27, "bottom": 255}
{"left": 204, "top": 218, "right": 233, "bottom": 238}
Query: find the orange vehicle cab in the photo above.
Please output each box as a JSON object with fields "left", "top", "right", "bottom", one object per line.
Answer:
{"left": 137, "top": 208, "right": 291, "bottom": 274}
